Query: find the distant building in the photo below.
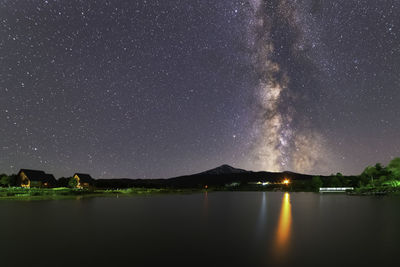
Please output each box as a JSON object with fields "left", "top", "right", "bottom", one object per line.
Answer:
{"left": 72, "top": 173, "right": 94, "bottom": 188}
{"left": 17, "top": 169, "right": 56, "bottom": 188}
{"left": 249, "top": 181, "right": 270, "bottom": 186}
{"left": 319, "top": 187, "right": 354, "bottom": 193}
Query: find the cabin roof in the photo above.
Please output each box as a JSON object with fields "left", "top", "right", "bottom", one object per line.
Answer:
{"left": 18, "top": 169, "right": 56, "bottom": 183}
{"left": 44, "top": 174, "right": 56, "bottom": 182}
{"left": 74, "top": 173, "right": 94, "bottom": 183}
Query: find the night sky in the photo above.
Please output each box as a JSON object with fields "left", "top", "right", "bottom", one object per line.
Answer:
{"left": 1, "top": 0, "right": 399, "bottom": 179}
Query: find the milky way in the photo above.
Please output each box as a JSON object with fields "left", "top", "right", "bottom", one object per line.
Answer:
{"left": 248, "top": 0, "right": 330, "bottom": 173}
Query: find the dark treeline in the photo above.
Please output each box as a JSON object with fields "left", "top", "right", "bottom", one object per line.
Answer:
{"left": 1, "top": 158, "right": 400, "bottom": 192}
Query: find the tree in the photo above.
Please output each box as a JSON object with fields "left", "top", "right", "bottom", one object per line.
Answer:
{"left": 336, "top": 172, "right": 348, "bottom": 186}
{"left": 0, "top": 175, "right": 16, "bottom": 187}
{"left": 68, "top": 177, "right": 78, "bottom": 188}
{"left": 377, "top": 175, "right": 387, "bottom": 185}
{"left": 330, "top": 176, "right": 341, "bottom": 187}
{"left": 311, "top": 176, "right": 323, "bottom": 191}
{"left": 361, "top": 165, "right": 380, "bottom": 184}
{"left": 0, "top": 175, "right": 11, "bottom": 187}
{"left": 375, "top": 163, "right": 383, "bottom": 172}
{"left": 387, "top": 158, "right": 400, "bottom": 180}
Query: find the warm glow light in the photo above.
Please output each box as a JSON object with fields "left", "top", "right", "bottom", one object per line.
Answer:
{"left": 74, "top": 175, "right": 82, "bottom": 189}
{"left": 274, "top": 192, "right": 292, "bottom": 260}
{"left": 283, "top": 179, "right": 290, "bottom": 185}
{"left": 20, "top": 172, "right": 30, "bottom": 188}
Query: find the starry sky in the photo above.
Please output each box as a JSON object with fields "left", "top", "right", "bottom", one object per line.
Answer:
{"left": 0, "top": 0, "right": 399, "bottom": 179}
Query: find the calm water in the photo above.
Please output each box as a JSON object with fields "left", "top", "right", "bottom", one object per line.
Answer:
{"left": 1, "top": 192, "right": 399, "bottom": 267}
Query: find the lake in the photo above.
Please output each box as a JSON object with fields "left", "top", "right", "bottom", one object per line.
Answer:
{"left": 1, "top": 192, "right": 399, "bottom": 266}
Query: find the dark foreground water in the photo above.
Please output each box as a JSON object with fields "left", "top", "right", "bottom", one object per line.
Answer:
{"left": 1, "top": 192, "right": 400, "bottom": 267}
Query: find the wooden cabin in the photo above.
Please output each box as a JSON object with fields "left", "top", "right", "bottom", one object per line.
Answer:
{"left": 72, "top": 173, "right": 94, "bottom": 188}
{"left": 17, "top": 169, "right": 56, "bottom": 188}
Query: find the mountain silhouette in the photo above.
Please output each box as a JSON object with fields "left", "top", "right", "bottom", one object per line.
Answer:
{"left": 198, "top": 164, "right": 249, "bottom": 175}
{"left": 94, "top": 164, "right": 315, "bottom": 189}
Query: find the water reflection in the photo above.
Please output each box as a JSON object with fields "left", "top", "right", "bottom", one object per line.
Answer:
{"left": 256, "top": 192, "right": 267, "bottom": 238}
{"left": 274, "top": 192, "right": 292, "bottom": 259}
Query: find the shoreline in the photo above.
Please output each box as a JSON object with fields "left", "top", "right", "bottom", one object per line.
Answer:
{"left": 1, "top": 186, "right": 399, "bottom": 201}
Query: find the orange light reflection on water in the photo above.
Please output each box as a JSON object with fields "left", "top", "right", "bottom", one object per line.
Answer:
{"left": 275, "top": 192, "right": 292, "bottom": 258}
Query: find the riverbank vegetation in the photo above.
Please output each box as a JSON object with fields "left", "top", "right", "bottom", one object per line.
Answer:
{"left": 0, "top": 187, "right": 201, "bottom": 200}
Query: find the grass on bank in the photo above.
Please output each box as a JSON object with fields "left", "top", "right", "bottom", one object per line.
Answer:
{"left": 0, "top": 187, "right": 204, "bottom": 200}
{"left": 353, "top": 179, "right": 400, "bottom": 195}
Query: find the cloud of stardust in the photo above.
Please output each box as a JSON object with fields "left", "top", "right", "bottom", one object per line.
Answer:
{"left": 248, "top": 0, "right": 330, "bottom": 174}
